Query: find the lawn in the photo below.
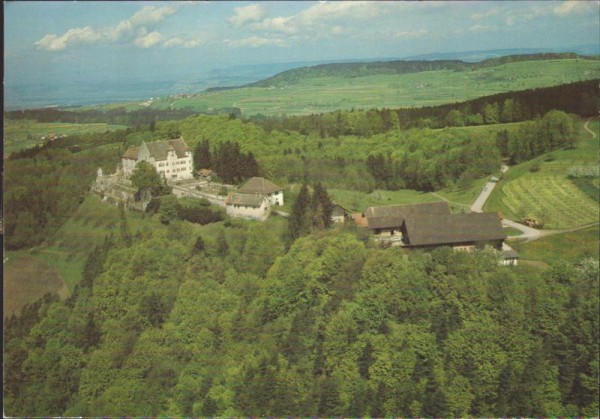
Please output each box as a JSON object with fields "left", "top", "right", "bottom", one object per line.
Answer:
{"left": 484, "top": 118, "right": 599, "bottom": 229}
{"left": 3, "top": 119, "right": 127, "bottom": 155}
{"left": 511, "top": 225, "right": 599, "bottom": 266}
{"left": 141, "top": 59, "right": 599, "bottom": 117}
{"left": 328, "top": 188, "right": 443, "bottom": 213}
{"left": 433, "top": 177, "right": 489, "bottom": 207}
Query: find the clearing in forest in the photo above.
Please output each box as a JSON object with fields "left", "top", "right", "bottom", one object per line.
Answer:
{"left": 3, "top": 253, "right": 68, "bottom": 318}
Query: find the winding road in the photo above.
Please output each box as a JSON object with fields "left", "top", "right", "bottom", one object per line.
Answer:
{"left": 471, "top": 117, "right": 598, "bottom": 243}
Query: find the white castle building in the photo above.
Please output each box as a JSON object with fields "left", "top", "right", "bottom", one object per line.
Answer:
{"left": 121, "top": 137, "right": 193, "bottom": 181}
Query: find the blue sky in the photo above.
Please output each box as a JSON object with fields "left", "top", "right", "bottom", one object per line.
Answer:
{"left": 4, "top": 1, "right": 600, "bottom": 86}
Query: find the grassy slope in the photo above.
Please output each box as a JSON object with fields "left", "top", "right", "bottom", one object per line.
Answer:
{"left": 484, "top": 118, "right": 599, "bottom": 229}
{"left": 142, "top": 59, "right": 600, "bottom": 116}
{"left": 511, "top": 225, "right": 599, "bottom": 265}
{"left": 4, "top": 195, "right": 152, "bottom": 294}
{"left": 3, "top": 119, "right": 127, "bottom": 155}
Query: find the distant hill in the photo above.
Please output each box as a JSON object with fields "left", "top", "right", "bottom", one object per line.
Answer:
{"left": 243, "top": 53, "right": 597, "bottom": 88}
{"left": 403, "top": 45, "right": 600, "bottom": 62}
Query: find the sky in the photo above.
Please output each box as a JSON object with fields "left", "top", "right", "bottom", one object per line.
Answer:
{"left": 4, "top": 1, "right": 600, "bottom": 88}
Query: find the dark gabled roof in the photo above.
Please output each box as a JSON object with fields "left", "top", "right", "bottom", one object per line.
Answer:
{"left": 225, "top": 192, "right": 266, "bottom": 207}
{"left": 501, "top": 249, "right": 519, "bottom": 259}
{"left": 238, "top": 177, "right": 282, "bottom": 194}
{"left": 368, "top": 216, "right": 405, "bottom": 229}
{"left": 364, "top": 201, "right": 450, "bottom": 229}
{"left": 331, "top": 203, "right": 350, "bottom": 217}
{"left": 145, "top": 138, "right": 190, "bottom": 160}
{"left": 403, "top": 212, "right": 506, "bottom": 247}
{"left": 122, "top": 146, "right": 140, "bottom": 159}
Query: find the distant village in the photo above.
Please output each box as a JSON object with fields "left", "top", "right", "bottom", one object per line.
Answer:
{"left": 92, "top": 137, "right": 518, "bottom": 265}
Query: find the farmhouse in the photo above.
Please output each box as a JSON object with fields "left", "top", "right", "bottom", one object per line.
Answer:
{"left": 401, "top": 212, "right": 506, "bottom": 250}
{"left": 224, "top": 177, "right": 283, "bottom": 221}
{"left": 331, "top": 203, "right": 351, "bottom": 223}
{"left": 237, "top": 177, "right": 284, "bottom": 206}
{"left": 122, "top": 137, "right": 193, "bottom": 181}
{"left": 224, "top": 192, "right": 270, "bottom": 221}
{"left": 362, "top": 201, "right": 451, "bottom": 243}
{"left": 360, "top": 202, "right": 506, "bottom": 251}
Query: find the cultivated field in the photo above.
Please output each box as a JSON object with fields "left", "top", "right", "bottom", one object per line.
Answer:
{"left": 3, "top": 119, "right": 127, "bottom": 155}
{"left": 143, "top": 59, "right": 599, "bottom": 116}
{"left": 485, "top": 118, "right": 599, "bottom": 229}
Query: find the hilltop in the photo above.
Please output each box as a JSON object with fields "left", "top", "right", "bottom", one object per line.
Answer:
{"left": 242, "top": 53, "right": 595, "bottom": 88}
{"left": 155, "top": 54, "right": 599, "bottom": 117}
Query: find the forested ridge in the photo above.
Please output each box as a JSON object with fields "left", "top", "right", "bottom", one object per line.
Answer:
{"left": 246, "top": 53, "right": 595, "bottom": 88}
{"left": 4, "top": 224, "right": 598, "bottom": 416}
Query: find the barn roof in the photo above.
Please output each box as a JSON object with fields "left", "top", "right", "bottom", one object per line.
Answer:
{"left": 364, "top": 201, "right": 450, "bottom": 229}
{"left": 403, "top": 212, "right": 506, "bottom": 247}
{"left": 238, "top": 177, "right": 282, "bottom": 195}
{"left": 225, "top": 192, "right": 267, "bottom": 207}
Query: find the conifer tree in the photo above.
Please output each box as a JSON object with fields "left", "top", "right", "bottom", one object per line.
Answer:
{"left": 288, "top": 184, "right": 310, "bottom": 243}
{"left": 311, "top": 182, "right": 334, "bottom": 229}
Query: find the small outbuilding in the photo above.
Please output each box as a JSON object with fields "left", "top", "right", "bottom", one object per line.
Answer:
{"left": 331, "top": 203, "right": 350, "bottom": 223}
{"left": 500, "top": 249, "right": 520, "bottom": 266}
{"left": 237, "top": 177, "right": 284, "bottom": 206}
{"left": 225, "top": 192, "right": 270, "bottom": 221}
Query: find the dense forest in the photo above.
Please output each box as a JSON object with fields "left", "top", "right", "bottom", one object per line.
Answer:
{"left": 4, "top": 73, "right": 598, "bottom": 416}
{"left": 4, "top": 131, "right": 125, "bottom": 249}
{"left": 4, "top": 224, "right": 598, "bottom": 416}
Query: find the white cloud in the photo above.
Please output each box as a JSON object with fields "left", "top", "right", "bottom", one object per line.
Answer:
{"left": 163, "top": 37, "right": 184, "bottom": 47}
{"left": 469, "top": 24, "right": 497, "bottom": 32}
{"left": 163, "top": 36, "right": 204, "bottom": 49}
{"left": 251, "top": 16, "right": 295, "bottom": 33}
{"left": 226, "top": 36, "right": 287, "bottom": 48}
{"left": 331, "top": 26, "right": 344, "bottom": 35}
{"left": 553, "top": 1, "right": 598, "bottom": 16}
{"left": 470, "top": 7, "right": 499, "bottom": 21}
{"left": 394, "top": 29, "right": 428, "bottom": 39}
{"left": 134, "top": 31, "right": 163, "bottom": 48}
{"left": 35, "top": 4, "right": 178, "bottom": 51}
{"left": 131, "top": 5, "right": 176, "bottom": 26}
{"left": 183, "top": 39, "right": 203, "bottom": 48}
{"left": 250, "top": 1, "right": 392, "bottom": 36}
{"left": 228, "top": 4, "right": 266, "bottom": 27}
{"left": 35, "top": 26, "right": 101, "bottom": 51}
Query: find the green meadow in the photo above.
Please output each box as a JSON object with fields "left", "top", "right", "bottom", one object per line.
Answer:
{"left": 511, "top": 225, "right": 599, "bottom": 265}
{"left": 3, "top": 119, "right": 127, "bottom": 155}
{"left": 143, "top": 59, "right": 600, "bottom": 116}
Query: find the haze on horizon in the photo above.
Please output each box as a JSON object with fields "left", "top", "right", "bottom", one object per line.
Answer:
{"left": 4, "top": 1, "right": 599, "bottom": 106}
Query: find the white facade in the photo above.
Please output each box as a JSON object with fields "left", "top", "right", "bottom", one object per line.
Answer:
{"left": 267, "top": 190, "right": 284, "bottom": 206}
{"left": 122, "top": 139, "right": 193, "bottom": 181}
{"left": 225, "top": 197, "right": 270, "bottom": 221}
